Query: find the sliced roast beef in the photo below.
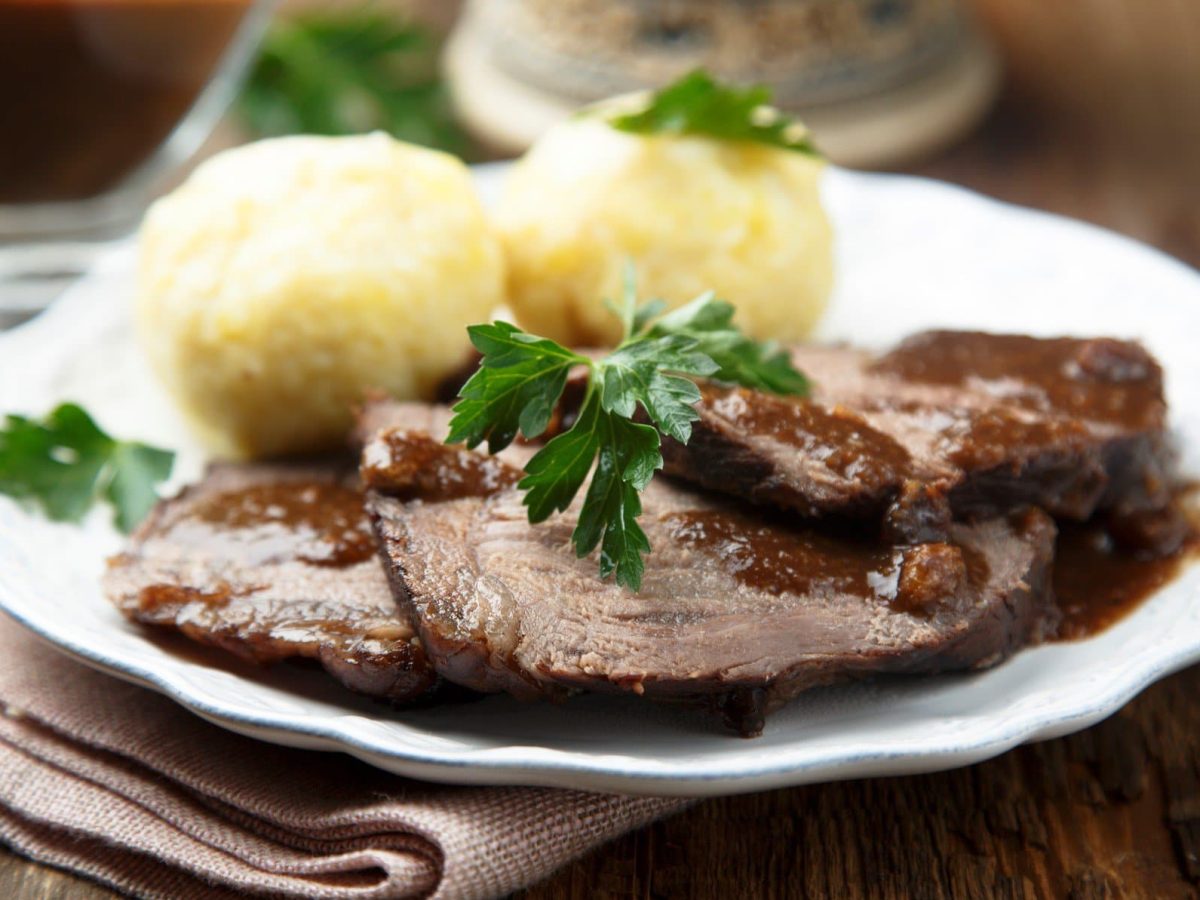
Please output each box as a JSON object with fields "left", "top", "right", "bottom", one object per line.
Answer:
{"left": 352, "top": 398, "right": 457, "bottom": 451}
{"left": 660, "top": 332, "right": 1170, "bottom": 542}
{"left": 364, "top": 430, "right": 1057, "bottom": 735}
{"left": 104, "top": 464, "right": 437, "bottom": 703}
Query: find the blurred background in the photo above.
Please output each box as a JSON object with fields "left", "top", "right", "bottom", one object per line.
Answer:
{"left": 231, "top": 0, "right": 1200, "bottom": 262}
{"left": 1, "top": 0, "right": 1198, "bottom": 324}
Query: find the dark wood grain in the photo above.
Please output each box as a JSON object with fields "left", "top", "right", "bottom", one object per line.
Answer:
{"left": 517, "top": 666, "right": 1200, "bottom": 900}
{"left": 0, "top": 855, "right": 116, "bottom": 900}
{"left": 914, "top": 0, "right": 1200, "bottom": 269}
{"left": 2, "top": 0, "right": 1198, "bottom": 897}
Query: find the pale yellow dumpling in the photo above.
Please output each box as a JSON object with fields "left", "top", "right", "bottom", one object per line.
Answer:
{"left": 495, "top": 117, "right": 833, "bottom": 347}
{"left": 137, "top": 133, "right": 504, "bottom": 459}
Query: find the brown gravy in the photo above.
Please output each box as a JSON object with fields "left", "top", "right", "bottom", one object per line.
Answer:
{"left": 164, "top": 481, "right": 377, "bottom": 568}
{"left": 0, "top": 0, "right": 252, "bottom": 203}
{"left": 664, "top": 508, "right": 997, "bottom": 616}
{"left": 137, "top": 581, "right": 235, "bottom": 612}
{"left": 941, "top": 407, "right": 1091, "bottom": 471}
{"left": 871, "top": 331, "right": 1162, "bottom": 432}
{"left": 1051, "top": 519, "right": 1199, "bottom": 641}
{"left": 361, "top": 430, "right": 522, "bottom": 501}
{"left": 704, "top": 385, "right": 914, "bottom": 487}
{"left": 665, "top": 509, "right": 906, "bottom": 601}
{"left": 667, "top": 496, "right": 1197, "bottom": 639}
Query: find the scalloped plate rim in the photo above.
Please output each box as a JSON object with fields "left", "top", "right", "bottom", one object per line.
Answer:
{"left": 0, "top": 164, "right": 1198, "bottom": 797}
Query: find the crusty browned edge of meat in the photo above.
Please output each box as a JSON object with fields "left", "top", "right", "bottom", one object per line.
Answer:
{"left": 658, "top": 336, "right": 1174, "bottom": 548}
{"left": 104, "top": 463, "right": 441, "bottom": 705}
{"left": 364, "top": 429, "right": 1060, "bottom": 737}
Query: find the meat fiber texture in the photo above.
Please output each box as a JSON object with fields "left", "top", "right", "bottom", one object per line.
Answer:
{"left": 660, "top": 332, "right": 1172, "bottom": 542}
{"left": 105, "top": 463, "right": 438, "bottom": 703}
{"left": 364, "top": 427, "right": 1056, "bottom": 735}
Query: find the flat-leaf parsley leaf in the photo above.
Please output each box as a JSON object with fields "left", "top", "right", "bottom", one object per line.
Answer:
{"left": 0, "top": 403, "right": 174, "bottom": 533}
{"left": 606, "top": 69, "right": 819, "bottom": 156}
{"left": 447, "top": 275, "right": 808, "bottom": 590}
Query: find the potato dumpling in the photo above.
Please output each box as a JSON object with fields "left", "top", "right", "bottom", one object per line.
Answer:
{"left": 137, "top": 133, "right": 503, "bottom": 459}
{"left": 495, "top": 117, "right": 833, "bottom": 347}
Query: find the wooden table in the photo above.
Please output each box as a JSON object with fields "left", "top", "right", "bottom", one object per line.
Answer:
{"left": 2, "top": 1, "right": 1198, "bottom": 897}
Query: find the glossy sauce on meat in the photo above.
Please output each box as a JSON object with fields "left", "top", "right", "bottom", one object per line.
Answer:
{"left": 137, "top": 581, "right": 237, "bottom": 611}
{"left": 177, "top": 481, "right": 377, "bottom": 567}
{"left": 872, "top": 332, "right": 1162, "bottom": 432}
{"left": 668, "top": 493, "right": 1197, "bottom": 639}
{"left": 369, "top": 426, "right": 1059, "bottom": 737}
{"left": 105, "top": 465, "right": 438, "bottom": 703}
{"left": 361, "top": 429, "right": 521, "bottom": 501}
{"left": 939, "top": 408, "right": 1092, "bottom": 471}
{"left": 704, "top": 385, "right": 915, "bottom": 488}
{"left": 663, "top": 334, "right": 1170, "bottom": 543}
{"left": 663, "top": 508, "right": 987, "bottom": 617}
{"left": 665, "top": 509, "right": 904, "bottom": 598}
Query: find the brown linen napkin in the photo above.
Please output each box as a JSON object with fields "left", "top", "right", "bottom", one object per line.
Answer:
{"left": 0, "top": 614, "right": 690, "bottom": 899}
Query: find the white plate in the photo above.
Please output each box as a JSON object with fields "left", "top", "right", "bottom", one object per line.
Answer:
{"left": 1, "top": 165, "right": 1199, "bottom": 798}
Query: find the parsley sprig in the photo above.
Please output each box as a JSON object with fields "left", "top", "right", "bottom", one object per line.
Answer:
{"left": 238, "top": 12, "right": 468, "bottom": 156}
{"left": 0, "top": 404, "right": 174, "bottom": 533}
{"left": 606, "top": 69, "right": 819, "bottom": 156}
{"left": 447, "top": 276, "right": 808, "bottom": 590}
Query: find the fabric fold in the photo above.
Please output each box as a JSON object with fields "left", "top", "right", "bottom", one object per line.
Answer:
{"left": 0, "top": 615, "right": 689, "bottom": 899}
